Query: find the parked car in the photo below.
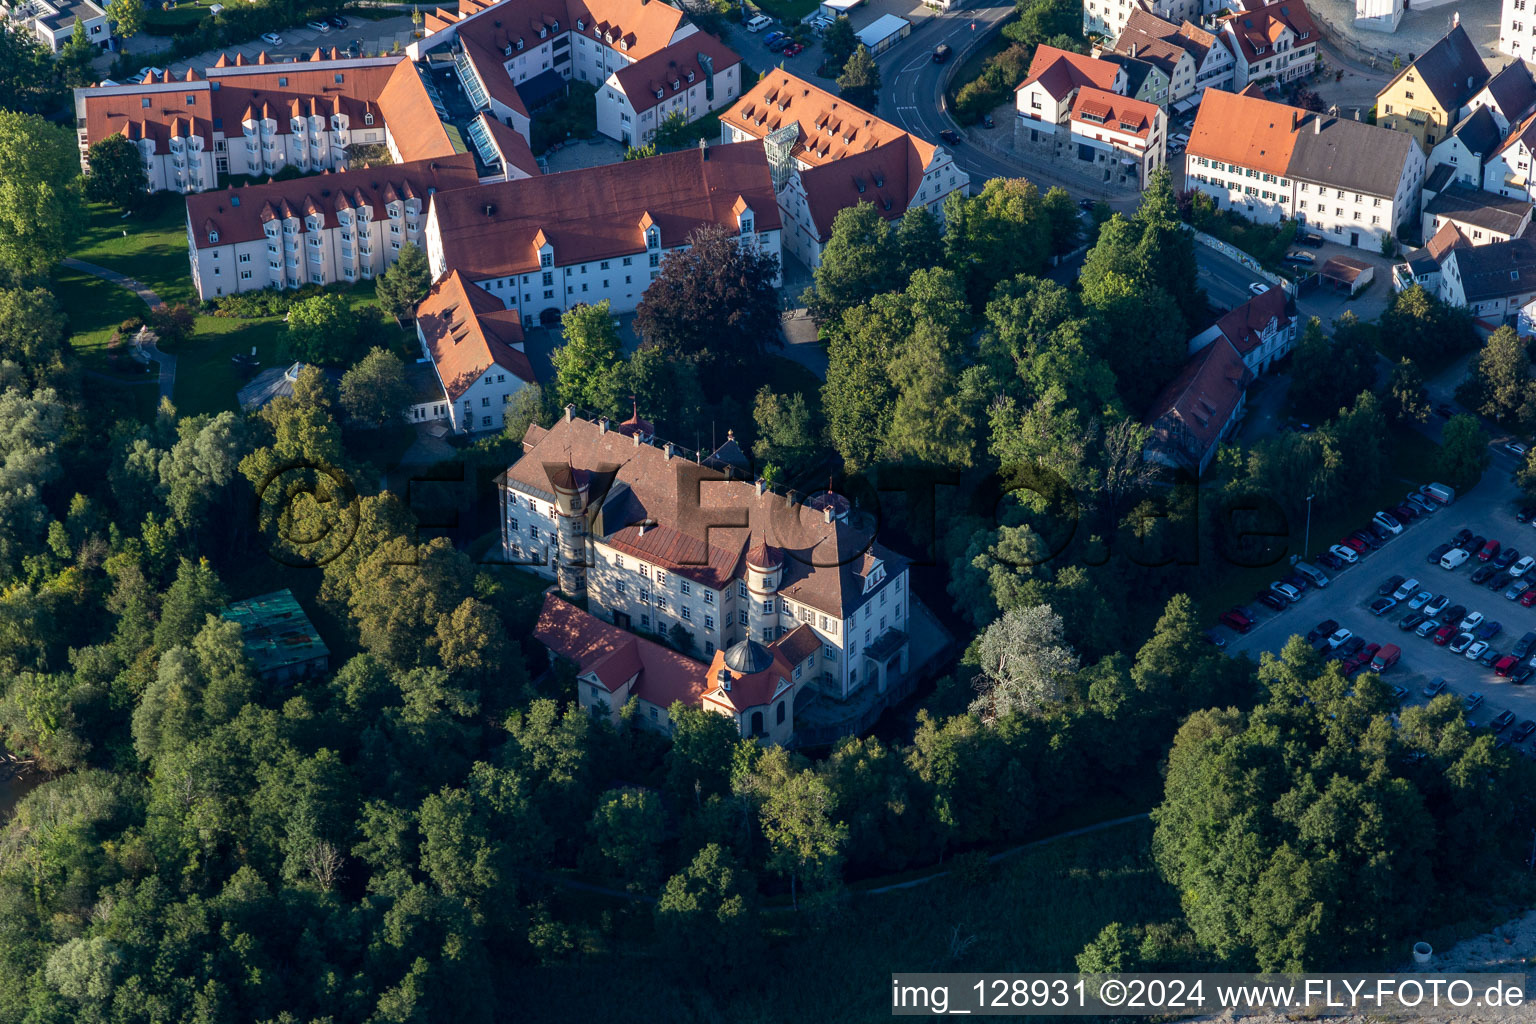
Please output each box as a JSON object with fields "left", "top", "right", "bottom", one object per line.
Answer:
{"left": 1407, "top": 591, "right": 1432, "bottom": 609}
{"left": 1399, "top": 611, "right": 1426, "bottom": 631}
{"left": 326, "top": 14, "right": 348, "bottom": 28}
{"left": 305, "top": 19, "right": 331, "bottom": 32}
{"left": 1443, "top": 605, "right": 1468, "bottom": 626}
{"left": 1343, "top": 644, "right": 1379, "bottom": 673}
{"left": 1515, "top": 631, "right": 1536, "bottom": 659}
{"left": 1428, "top": 542, "right": 1453, "bottom": 564}
{"left": 1369, "top": 596, "right": 1397, "bottom": 616}
{"left": 1515, "top": 720, "right": 1536, "bottom": 740}
{"left": 1521, "top": 589, "right": 1536, "bottom": 607}
{"left": 1452, "top": 633, "right": 1478, "bottom": 654}
{"left": 1373, "top": 511, "right": 1403, "bottom": 535}
{"left": 1392, "top": 577, "right": 1420, "bottom": 601}
{"left": 1367, "top": 523, "right": 1392, "bottom": 543}
{"left": 1425, "top": 594, "right": 1451, "bottom": 616}
{"left": 1452, "top": 528, "right": 1474, "bottom": 548}
{"left": 1481, "top": 646, "right": 1502, "bottom": 666}
{"left": 939, "top": 128, "right": 960, "bottom": 145}
{"left": 1248, "top": 282, "right": 1270, "bottom": 296}
{"left": 1513, "top": 555, "right": 1535, "bottom": 577}
{"left": 1306, "top": 619, "right": 1340, "bottom": 643}
{"left": 1392, "top": 685, "right": 1410, "bottom": 703}
{"left": 1408, "top": 493, "right": 1437, "bottom": 514}
{"left": 260, "top": 32, "right": 284, "bottom": 44}
{"left": 1370, "top": 644, "right": 1400, "bottom": 671}
{"left": 1507, "top": 442, "right": 1529, "bottom": 457}
{"left": 1296, "top": 232, "right": 1324, "bottom": 247}
{"left": 1341, "top": 535, "right": 1369, "bottom": 553}
{"left": 782, "top": 42, "right": 803, "bottom": 56}
{"left": 1280, "top": 573, "right": 1311, "bottom": 593}
{"left": 1441, "top": 547, "right": 1471, "bottom": 569}
{"left": 1318, "top": 550, "right": 1346, "bottom": 570}
{"left": 1329, "top": 544, "right": 1360, "bottom": 564}
{"left": 763, "top": 30, "right": 786, "bottom": 43}
{"left": 1378, "top": 574, "right": 1406, "bottom": 597}
{"left": 1520, "top": 507, "right": 1536, "bottom": 523}
{"left": 1491, "top": 572, "right": 1516, "bottom": 592}
{"left": 1482, "top": 539, "right": 1504, "bottom": 561}
{"left": 1472, "top": 564, "right": 1499, "bottom": 585}
{"left": 1270, "top": 581, "right": 1303, "bottom": 603}
{"left": 1338, "top": 636, "right": 1365, "bottom": 656}
{"left": 767, "top": 36, "right": 791, "bottom": 51}
{"left": 1506, "top": 581, "right": 1530, "bottom": 601}
{"left": 1478, "top": 620, "right": 1504, "bottom": 640}
{"left": 1468, "top": 536, "right": 1488, "bottom": 557}
{"left": 1436, "top": 403, "right": 1456, "bottom": 418}
{"left": 1497, "top": 655, "right": 1521, "bottom": 676}
{"left": 1201, "top": 629, "right": 1226, "bottom": 648}
{"left": 1394, "top": 503, "right": 1419, "bottom": 521}
{"left": 1326, "top": 627, "right": 1353, "bottom": 649}
{"left": 1285, "top": 250, "right": 1316, "bottom": 265}
{"left": 1416, "top": 618, "right": 1442, "bottom": 637}
{"left": 1461, "top": 611, "right": 1486, "bottom": 631}
{"left": 1219, "top": 609, "right": 1253, "bottom": 632}
{"left": 746, "top": 14, "right": 774, "bottom": 31}
{"left": 1423, "top": 677, "right": 1447, "bottom": 697}
{"left": 1493, "top": 710, "right": 1518, "bottom": 731}
{"left": 1434, "top": 624, "right": 1457, "bottom": 645}
{"left": 1256, "top": 591, "right": 1286, "bottom": 611}
{"left": 1294, "top": 563, "right": 1330, "bottom": 588}
{"left": 1497, "top": 547, "right": 1520, "bottom": 568}
{"left": 1517, "top": 667, "right": 1536, "bottom": 685}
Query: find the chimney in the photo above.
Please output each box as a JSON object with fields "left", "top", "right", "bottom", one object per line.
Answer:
{"left": 699, "top": 137, "right": 709, "bottom": 160}
{"left": 1129, "top": 43, "right": 1137, "bottom": 58}
{"left": 785, "top": 489, "right": 797, "bottom": 508}
{"left": 664, "top": 442, "right": 675, "bottom": 460}
{"left": 824, "top": 504, "right": 834, "bottom": 524}
{"left": 1453, "top": 10, "right": 1460, "bottom": 26}
{"left": 638, "top": 522, "right": 647, "bottom": 536}
{"left": 1353, "top": 107, "right": 1360, "bottom": 121}
{"left": 755, "top": 478, "right": 766, "bottom": 496}
{"left": 1314, "top": 115, "right": 1321, "bottom": 134}
{"left": 564, "top": 404, "right": 576, "bottom": 422}
{"left": 598, "top": 416, "right": 609, "bottom": 433}
{"left": 633, "top": 432, "right": 642, "bottom": 447}
{"left": 717, "top": 667, "right": 731, "bottom": 690}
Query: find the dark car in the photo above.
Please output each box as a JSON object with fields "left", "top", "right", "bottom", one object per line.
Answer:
{"left": 932, "top": 43, "right": 952, "bottom": 62}
{"left": 1478, "top": 620, "right": 1504, "bottom": 640}
{"left": 1281, "top": 573, "right": 1310, "bottom": 592}
{"left": 1399, "top": 611, "right": 1426, "bottom": 631}
{"left": 1219, "top": 610, "right": 1253, "bottom": 633}
{"left": 1520, "top": 507, "right": 1536, "bottom": 523}
{"left": 1339, "top": 636, "right": 1366, "bottom": 656}
{"left": 1516, "top": 667, "right": 1535, "bottom": 685}
{"left": 1428, "top": 542, "right": 1453, "bottom": 564}
{"left": 1515, "top": 721, "right": 1536, "bottom": 741}
{"left": 1369, "top": 596, "right": 1397, "bottom": 616}
{"left": 1394, "top": 503, "right": 1419, "bottom": 521}
{"left": 1436, "top": 403, "right": 1456, "bottom": 417}
{"left": 1368, "top": 522, "right": 1393, "bottom": 543}
{"left": 1498, "top": 547, "right": 1521, "bottom": 568}
{"left": 1201, "top": 629, "right": 1226, "bottom": 648}
{"left": 939, "top": 128, "right": 960, "bottom": 145}
{"left": 1256, "top": 591, "right": 1286, "bottom": 611}
{"left": 1306, "top": 619, "right": 1339, "bottom": 643}
{"left": 1513, "top": 631, "right": 1536, "bottom": 659}
{"left": 1491, "top": 572, "right": 1516, "bottom": 592}
{"left": 1468, "top": 535, "right": 1487, "bottom": 555}
{"left": 1493, "top": 710, "right": 1518, "bottom": 732}
{"left": 1297, "top": 232, "right": 1324, "bottom": 247}
{"left": 1472, "top": 564, "right": 1499, "bottom": 585}
{"left": 1378, "top": 574, "right": 1407, "bottom": 596}
{"left": 1452, "top": 528, "right": 1474, "bottom": 548}
{"left": 326, "top": 13, "right": 348, "bottom": 28}
{"left": 767, "top": 36, "right": 791, "bottom": 51}
{"left": 1443, "top": 604, "right": 1468, "bottom": 626}
{"left": 1480, "top": 647, "right": 1502, "bottom": 667}
{"left": 1318, "top": 550, "right": 1346, "bottom": 570}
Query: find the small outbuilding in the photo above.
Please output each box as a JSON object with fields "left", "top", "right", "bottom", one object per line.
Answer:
{"left": 1318, "top": 255, "right": 1375, "bottom": 295}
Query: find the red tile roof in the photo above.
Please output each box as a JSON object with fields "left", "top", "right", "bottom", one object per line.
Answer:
{"left": 1070, "top": 87, "right": 1159, "bottom": 139}
{"left": 703, "top": 641, "right": 794, "bottom": 712}
{"left": 610, "top": 33, "right": 740, "bottom": 114}
{"left": 415, "top": 270, "right": 536, "bottom": 400}
{"left": 84, "top": 85, "right": 216, "bottom": 155}
{"left": 1186, "top": 87, "right": 1300, "bottom": 176}
{"left": 534, "top": 593, "right": 706, "bottom": 709}
{"left": 427, "top": 141, "right": 778, "bottom": 277}
{"left": 1145, "top": 337, "right": 1252, "bottom": 470}
{"left": 1016, "top": 44, "right": 1122, "bottom": 99}
{"left": 1221, "top": 0, "right": 1316, "bottom": 66}
{"left": 1213, "top": 286, "right": 1291, "bottom": 356}
{"left": 375, "top": 58, "right": 460, "bottom": 162}
{"left": 722, "top": 70, "right": 935, "bottom": 171}
{"left": 478, "top": 113, "right": 541, "bottom": 177}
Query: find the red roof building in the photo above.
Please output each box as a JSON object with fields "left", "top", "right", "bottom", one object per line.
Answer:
{"left": 414, "top": 270, "right": 537, "bottom": 434}
{"left": 1144, "top": 336, "right": 1252, "bottom": 477}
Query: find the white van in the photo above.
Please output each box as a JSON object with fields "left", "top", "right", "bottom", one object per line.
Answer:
{"left": 1441, "top": 547, "right": 1471, "bottom": 570}
{"left": 746, "top": 13, "right": 774, "bottom": 31}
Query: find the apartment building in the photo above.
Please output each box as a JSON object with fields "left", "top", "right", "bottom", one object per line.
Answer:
{"left": 1015, "top": 45, "right": 1127, "bottom": 126}
{"left": 503, "top": 410, "right": 914, "bottom": 702}
{"left": 75, "top": 53, "right": 458, "bottom": 194}
{"left": 1185, "top": 88, "right": 1425, "bottom": 250}
{"left": 1108, "top": 12, "right": 1204, "bottom": 106}
{"left": 1013, "top": 46, "right": 1164, "bottom": 187}
{"left": 184, "top": 153, "right": 479, "bottom": 300}
{"left": 425, "top": 140, "right": 779, "bottom": 320}
{"left": 1217, "top": 0, "right": 1318, "bottom": 90}
{"left": 1082, "top": 0, "right": 1203, "bottom": 41}
{"left": 1500, "top": 0, "right": 1536, "bottom": 62}
{"left": 410, "top": 0, "right": 737, "bottom": 147}
{"left": 1421, "top": 179, "right": 1533, "bottom": 245}
{"left": 1376, "top": 23, "right": 1489, "bottom": 151}
{"left": 1187, "top": 285, "right": 1297, "bottom": 376}
{"left": 414, "top": 269, "right": 536, "bottom": 434}
{"left": 6, "top": 0, "right": 108, "bottom": 53}
{"left": 1068, "top": 87, "right": 1167, "bottom": 187}
{"left": 719, "top": 71, "right": 967, "bottom": 268}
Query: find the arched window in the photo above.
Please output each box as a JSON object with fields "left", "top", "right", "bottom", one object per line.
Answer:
{"left": 776, "top": 700, "right": 785, "bottom": 725}
{"left": 750, "top": 711, "right": 764, "bottom": 736}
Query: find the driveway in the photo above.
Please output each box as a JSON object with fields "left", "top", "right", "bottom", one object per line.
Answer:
{"left": 1223, "top": 447, "right": 1536, "bottom": 743}
{"left": 140, "top": 16, "right": 417, "bottom": 79}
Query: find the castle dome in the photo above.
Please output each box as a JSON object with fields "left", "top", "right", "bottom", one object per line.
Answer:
{"left": 745, "top": 541, "right": 783, "bottom": 568}
{"left": 722, "top": 638, "right": 774, "bottom": 675}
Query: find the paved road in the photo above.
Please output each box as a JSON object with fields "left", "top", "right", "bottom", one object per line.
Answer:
{"left": 63, "top": 257, "right": 177, "bottom": 402}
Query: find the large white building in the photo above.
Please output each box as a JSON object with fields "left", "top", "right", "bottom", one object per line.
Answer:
{"left": 1083, "top": 0, "right": 1204, "bottom": 41}
{"left": 719, "top": 71, "right": 968, "bottom": 268}
{"left": 414, "top": 269, "right": 537, "bottom": 434}
{"left": 1185, "top": 88, "right": 1425, "bottom": 250}
{"left": 410, "top": 0, "right": 739, "bottom": 148}
{"left": 184, "top": 154, "right": 480, "bottom": 300}
{"left": 502, "top": 409, "right": 914, "bottom": 702}
{"left": 423, "top": 140, "right": 781, "bottom": 322}
{"left": 1217, "top": 0, "right": 1319, "bottom": 89}
{"left": 75, "top": 53, "right": 460, "bottom": 194}
{"left": 6, "top": 0, "right": 109, "bottom": 53}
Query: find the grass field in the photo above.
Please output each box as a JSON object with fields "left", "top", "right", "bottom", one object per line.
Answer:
{"left": 173, "top": 316, "right": 287, "bottom": 417}
{"left": 511, "top": 818, "right": 1192, "bottom": 1022}
{"left": 72, "top": 197, "right": 195, "bottom": 306}
{"left": 753, "top": 0, "right": 821, "bottom": 22}
{"left": 53, "top": 268, "right": 149, "bottom": 355}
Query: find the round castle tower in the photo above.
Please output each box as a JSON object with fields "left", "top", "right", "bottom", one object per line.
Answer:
{"left": 550, "top": 464, "right": 590, "bottom": 600}
{"left": 744, "top": 541, "right": 782, "bottom": 643}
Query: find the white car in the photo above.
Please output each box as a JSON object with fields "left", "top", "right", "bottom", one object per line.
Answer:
{"left": 1465, "top": 640, "right": 1490, "bottom": 660}
{"left": 1425, "top": 594, "right": 1450, "bottom": 616}
{"left": 1416, "top": 618, "right": 1441, "bottom": 637}
{"left": 1373, "top": 510, "right": 1403, "bottom": 535}
{"left": 136, "top": 66, "right": 167, "bottom": 81}
{"left": 1440, "top": 548, "right": 1470, "bottom": 570}
{"left": 1407, "top": 590, "right": 1432, "bottom": 610}
{"left": 746, "top": 13, "right": 774, "bottom": 31}
{"left": 1327, "top": 628, "right": 1353, "bottom": 649}
{"left": 1248, "top": 282, "right": 1270, "bottom": 296}
{"left": 261, "top": 32, "right": 284, "bottom": 45}
{"left": 1392, "top": 577, "right": 1420, "bottom": 601}
{"left": 1270, "top": 581, "right": 1302, "bottom": 603}
{"left": 1460, "top": 611, "right": 1485, "bottom": 631}
{"left": 1329, "top": 544, "right": 1359, "bottom": 565}
{"left": 306, "top": 19, "right": 331, "bottom": 32}
{"left": 1512, "top": 556, "right": 1535, "bottom": 577}
{"left": 1507, "top": 441, "right": 1530, "bottom": 457}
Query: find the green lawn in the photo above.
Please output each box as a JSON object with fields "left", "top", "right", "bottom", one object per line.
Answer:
{"left": 753, "top": 0, "right": 822, "bottom": 22}
{"left": 71, "top": 196, "right": 195, "bottom": 306}
{"left": 173, "top": 315, "right": 287, "bottom": 418}
{"left": 53, "top": 268, "right": 148, "bottom": 355}
{"left": 144, "top": 0, "right": 217, "bottom": 31}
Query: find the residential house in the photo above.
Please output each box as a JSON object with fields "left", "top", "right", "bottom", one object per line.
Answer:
{"left": 1068, "top": 87, "right": 1168, "bottom": 187}
{"left": 1392, "top": 220, "right": 1468, "bottom": 292}
{"left": 1500, "top": 0, "right": 1536, "bottom": 62}
{"left": 1484, "top": 111, "right": 1536, "bottom": 204}
{"left": 75, "top": 54, "right": 458, "bottom": 194}
{"left": 424, "top": 140, "right": 780, "bottom": 319}
{"left": 1440, "top": 237, "right": 1536, "bottom": 319}
{"left": 1217, "top": 0, "right": 1319, "bottom": 90}
{"left": 1466, "top": 58, "right": 1536, "bottom": 135}
{"left": 1109, "top": 10, "right": 1226, "bottom": 107}
{"left": 1014, "top": 45, "right": 1126, "bottom": 127}
{"left": 1421, "top": 180, "right": 1533, "bottom": 246}
{"left": 7, "top": 0, "right": 108, "bottom": 53}
{"left": 408, "top": 0, "right": 738, "bottom": 148}
{"left": 1376, "top": 23, "right": 1489, "bottom": 151}
{"left": 1187, "top": 285, "right": 1297, "bottom": 375}
{"left": 1185, "top": 88, "right": 1425, "bottom": 250}
{"left": 1101, "top": 52, "right": 1172, "bottom": 110}
{"left": 1014, "top": 45, "right": 1165, "bottom": 185}
{"left": 502, "top": 409, "right": 915, "bottom": 701}
{"left": 1427, "top": 106, "right": 1504, "bottom": 189}
{"left": 183, "top": 153, "right": 480, "bottom": 300}
{"left": 1082, "top": 0, "right": 1202, "bottom": 41}
{"left": 720, "top": 71, "right": 967, "bottom": 268}
{"left": 414, "top": 269, "right": 537, "bottom": 434}
{"left": 1144, "top": 336, "right": 1252, "bottom": 477}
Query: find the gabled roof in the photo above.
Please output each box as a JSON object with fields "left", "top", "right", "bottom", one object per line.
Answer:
{"left": 185, "top": 153, "right": 477, "bottom": 249}
{"left": 1379, "top": 23, "right": 1488, "bottom": 115}
{"left": 415, "top": 270, "right": 536, "bottom": 400}
{"left": 1187, "top": 87, "right": 1299, "bottom": 176}
{"left": 797, "top": 138, "right": 921, "bottom": 240}
{"left": 722, "top": 70, "right": 936, "bottom": 171}
{"left": 609, "top": 33, "right": 739, "bottom": 114}
{"left": 534, "top": 593, "right": 706, "bottom": 708}
{"left": 1111, "top": 21, "right": 1191, "bottom": 79}
{"left": 704, "top": 639, "right": 794, "bottom": 712}
{"left": 1476, "top": 59, "right": 1536, "bottom": 125}
{"left": 1221, "top": 0, "right": 1316, "bottom": 66}
{"left": 1448, "top": 236, "right": 1536, "bottom": 302}
{"left": 1070, "top": 86, "right": 1158, "bottom": 139}
{"left": 1424, "top": 181, "right": 1534, "bottom": 237}
{"left": 477, "top": 113, "right": 541, "bottom": 177}
{"left": 428, "top": 141, "right": 779, "bottom": 278}
{"left": 1213, "top": 286, "right": 1292, "bottom": 356}
{"left": 1286, "top": 111, "right": 1417, "bottom": 198}
{"left": 1441, "top": 104, "right": 1502, "bottom": 160}
{"left": 1497, "top": 109, "right": 1536, "bottom": 159}
{"left": 1145, "top": 337, "right": 1252, "bottom": 471}
{"left": 1016, "top": 44, "right": 1121, "bottom": 100}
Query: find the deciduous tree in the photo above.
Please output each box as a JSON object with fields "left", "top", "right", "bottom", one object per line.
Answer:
{"left": 340, "top": 347, "right": 412, "bottom": 428}
{"left": 968, "top": 604, "right": 1079, "bottom": 722}
{"left": 0, "top": 111, "right": 85, "bottom": 275}
{"left": 551, "top": 300, "right": 625, "bottom": 415}
{"left": 375, "top": 243, "right": 431, "bottom": 323}
{"left": 285, "top": 293, "right": 358, "bottom": 364}
{"left": 836, "top": 44, "right": 880, "bottom": 111}
{"left": 84, "top": 134, "right": 149, "bottom": 212}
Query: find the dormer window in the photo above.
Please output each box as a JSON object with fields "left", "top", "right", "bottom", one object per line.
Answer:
{"left": 646, "top": 226, "right": 659, "bottom": 248}
{"left": 364, "top": 112, "right": 374, "bottom": 126}
{"left": 740, "top": 215, "right": 753, "bottom": 235}
{"left": 550, "top": 19, "right": 558, "bottom": 29}
{"left": 672, "top": 79, "right": 681, "bottom": 90}
{"left": 576, "top": 17, "right": 584, "bottom": 29}
{"left": 654, "top": 88, "right": 664, "bottom": 99}
{"left": 207, "top": 229, "right": 218, "bottom": 243}
{"left": 539, "top": 26, "right": 547, "bottom": 38}
{"left": 515, "top": 38, "right": 524, "bottom": 50}
{"left": 686, "top": 70, "right": 695, "bottom": 83}
{"left": 540, "top": 251, "right": 553, "bottom": 268}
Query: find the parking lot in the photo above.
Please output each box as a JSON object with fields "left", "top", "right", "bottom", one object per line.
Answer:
{"left": 1220, "top": 453, "right": 1536, "bottom": 748}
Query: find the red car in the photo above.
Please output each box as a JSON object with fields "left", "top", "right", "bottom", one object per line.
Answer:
{"left": 1497, "top": 655, "right": 1520, "bottom": 676}
{"left": 1520, "top": 589, "right": 1536, "bottom": 608}
{"left": 1219, "top": 610, "right": 1253, "bottom": 633}
{"left": 782, "top": 42, "right": 803, "bottom": 56}
{"left": 1434, "top": 624, "right": 1457, "bottom": 645}
{"left": 1481, "top": 540, "right": 1502, "bottom": 561}
{"left": 1344, "top": 643, "right": 1381, "bottom": 674}
{"left": 1341, "top": 535, "right": 1369, "bottom": 552}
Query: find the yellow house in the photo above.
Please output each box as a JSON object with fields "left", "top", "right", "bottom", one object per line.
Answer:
{"left": 1376, "top": 23, "right": 1488, "bottom": 151}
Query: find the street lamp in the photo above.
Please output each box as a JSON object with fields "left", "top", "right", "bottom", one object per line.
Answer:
{"left": 1304, "top": 494, "right": 1315, "bottom": 561}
